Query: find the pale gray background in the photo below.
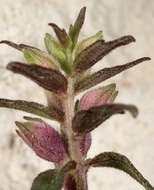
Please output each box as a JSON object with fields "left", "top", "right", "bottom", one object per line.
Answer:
{"left": 0, "top": 0, "right": 154, "bottom": 190}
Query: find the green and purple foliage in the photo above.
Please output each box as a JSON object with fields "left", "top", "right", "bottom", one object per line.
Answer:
{"left": 0, "top": 7, "right": 153, "bottom": 190}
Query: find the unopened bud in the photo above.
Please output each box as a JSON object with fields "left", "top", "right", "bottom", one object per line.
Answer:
{"left": 16, "top": 117, "right": 67, "bottom": 163}
{"left": 79, "top": 83, "right": 117, "bottom": 111}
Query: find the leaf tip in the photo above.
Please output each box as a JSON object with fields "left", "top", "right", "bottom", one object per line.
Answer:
{"left": 123, "top": 35, "right": 136, "bottom": 44}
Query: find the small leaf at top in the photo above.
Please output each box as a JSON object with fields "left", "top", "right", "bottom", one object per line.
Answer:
{"left": 69, "top": 7, "right": 86, "bottom": 49}
{"left": 49, "top": 23, "right": 70, "bottom": 48}
{"left": 0, "top": 98, "right": 64, "bottom": 122}
{"left": 44, "top": 33, "right": 71, "bottom": 74}
{"left": 75, "top": 57, "right": 151, "bottom": 93}
{"left": 74, "top": 35, "right": 135, "bottom": 73}
{"left": 72, "top": 103, "right": 138, "bottom": 134}
{"left": 87, "top": 152, "right": 154, "bottom": 190}
{"left": 7, "top": 62, "right": 67, "bottom": 94}
{"left": 31, "top": 169, "right": 56, "bottom": 190}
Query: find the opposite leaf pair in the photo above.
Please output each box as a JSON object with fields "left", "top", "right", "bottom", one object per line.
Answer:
{"left": 0, "top": 6, "right": 153, "bottom": 190}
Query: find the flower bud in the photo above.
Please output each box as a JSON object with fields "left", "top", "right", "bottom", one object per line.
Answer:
{"left": 78, "top": 83, "right": 117, "bottom": 111}
{"left": 16, "top": 117, "right": 67, "bottom": 163}
{"left": 78, "top": 84, "right": 117, "bottom": 156}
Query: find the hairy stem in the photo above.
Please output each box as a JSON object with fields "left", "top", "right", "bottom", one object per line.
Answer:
{"left": 63, "top": 77, "right": 88, "bottom": 190}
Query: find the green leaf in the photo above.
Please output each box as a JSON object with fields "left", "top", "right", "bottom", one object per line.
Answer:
{"left": 0, "top": 40, "right": 38, "bottom": 51}
{"left": 75, "top": 57, "right": 151, "bottom": 93}
{"left": 72, "top": 103, "right": 138, "bottom": 134}
{"left": 74, "top": 35, "right": 135, "bottom": 73}
{"left": 31, "top": 169, "right": 56, "bottom": 190}
{"left": 69, "top": 7, "right": 86, "bottom": 49}
{"left": 87, "top": 152, "right": 154, "bottom": 190}
{"left": 108, "top": 90, "right": 119, "bottom": 103}
{"left": 0, "top": 99, "right": 64, "bottom": 122}
{"left": 50, "top": 161, "right": 76, "bottom": 190}
{"left": 31, "top": 162, "right": 76, "bottom": 190}
{"left": 24, "top": 48, "right": 58, "bottom": 70}
{"left": 49, "top": 23, "right": 70, "bottom": 48}
{"left": 44, "top": 33, "right": 71, "bottom": 74}
{"left": 7, "top": 62, "right": 67, "bottom": 94}
{"left": 75, "top": 30, "right": 103, "bottom": 56}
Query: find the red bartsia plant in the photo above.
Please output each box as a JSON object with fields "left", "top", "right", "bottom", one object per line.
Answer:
{"left": 0, "top": 7, "right": 153, "bottom": 190}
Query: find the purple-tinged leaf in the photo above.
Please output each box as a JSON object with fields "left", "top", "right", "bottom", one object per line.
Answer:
{"left": 69, "top": 7, "right": 86, "bottom": 48}
{"left": 72, "top": 103, "right": 138, "bottom": 134}
{"left": 87, "top": 152, "right": 154, "bottom": 190}
{"left": 16, "top": 117, "right": 68, "bottom": 163}
{"left": 0, "top": 40, "right": 38, "bottom": 51}
{"left": 7, "top": 62, "right": 67, "bottom": 94}
{"left": 78, "top": 83, "right": 116, "bottom": 111}
{"left": 75, "top": 57, "right": 151, "bottom": 93}
{"left": 31, "top": 169, "right": 56, "bottom": 190}
{"left": 74, "top": 35, "right": 135, "bottom": 73}
{"left": 49, "top": 23, "right": 70, "bottom": 48}
{"left": 80, "top": 133, "right": 91, "bottom": 156}
{"left": 0, "top": 98, "right": 64, "bottom": 121}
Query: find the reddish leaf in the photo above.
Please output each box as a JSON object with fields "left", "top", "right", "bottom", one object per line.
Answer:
{"left": 16, "top": 117, "right": 67, "bottom": 163}
{"left": 78, "top": 83, "right": 116, "bottom": 111}
{"left": 74, "top": 35, "right": 135, "bottom": 73}
{"left": 75, "top": 57, "right": 151, "bottom": 93}
{"left": 0, "top": 40, "right": 38, "bottom": 51}
{"left": 72, "top": 103, "right": 138, "bottom": 134}
{"left": 49, "top": 23, "right": 70, "bottom": 48}
{"left": 7, "top": 62, "right": 67, "bottom": 94}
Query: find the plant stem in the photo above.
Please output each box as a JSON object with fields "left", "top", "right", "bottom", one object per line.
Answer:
{"left": 63, "top": 76, "right": 88, "bottom": 190}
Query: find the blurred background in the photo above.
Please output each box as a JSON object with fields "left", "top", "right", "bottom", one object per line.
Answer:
{"left": 0, "top": 0, "right": 154, "bottom": 189}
